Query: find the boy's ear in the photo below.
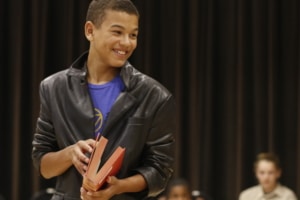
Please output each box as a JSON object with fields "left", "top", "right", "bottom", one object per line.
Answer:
{"left": 85, "top": 21, "right": 94, "bottom": 41}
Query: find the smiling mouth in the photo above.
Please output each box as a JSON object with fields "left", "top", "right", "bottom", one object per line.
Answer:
{"left": 114, "top": 49, "right": 127, "bottom": 55}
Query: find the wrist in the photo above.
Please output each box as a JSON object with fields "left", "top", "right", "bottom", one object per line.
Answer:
{"left": 114, "top": 178, "right": 126, "bottom": 195}
{"left": 116, "top": 174, "right": 147, "bottom": 194}
{"left": 65, "top": 145, "right": 74, "bottom": 162}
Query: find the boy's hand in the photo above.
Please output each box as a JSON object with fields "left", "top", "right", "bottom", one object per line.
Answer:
{"left": 71, "top": 139, "right": 96, "bottom": 175}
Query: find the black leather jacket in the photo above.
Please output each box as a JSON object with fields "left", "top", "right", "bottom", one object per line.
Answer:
{"left": 32, "top": 52, "right": 175, "bottom": 200}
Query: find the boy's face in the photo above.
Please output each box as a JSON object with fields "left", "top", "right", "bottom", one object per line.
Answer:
{"left": 85, "top": 10, "right": 139, "bottom": 68}
{"left": 168, "top": 185, "right": 191, "bottom": 200}
{"left": 255, "top": 160, "right": 281, "bottom": 191}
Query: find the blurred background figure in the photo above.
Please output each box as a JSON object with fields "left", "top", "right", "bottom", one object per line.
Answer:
{"left": 158, "top": 195, "right": 167, "bottom": 200}
{"left": 157, "top": 193, "right": 167, "bottom": 200}
{"left": 30, "top": 188, "right": 55, "bottom": 200}
{"left": 239, "top": 152, "right": 297, "bottom": 200}
{"left": 165, "top": 178, "right": 192, "bottom": 200}
{"left": 191, "top": 190, "right": 212, "bottom": 200}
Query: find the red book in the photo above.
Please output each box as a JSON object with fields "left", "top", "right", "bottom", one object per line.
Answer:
{"left": 82, "top": 136, "right": 125, "bottom": 192}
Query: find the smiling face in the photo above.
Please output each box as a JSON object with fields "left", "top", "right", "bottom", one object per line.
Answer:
{"left": 85, "top": 9, "right": 138, "bottom": 69}
{"left": 255, "top": 160, "right": 281, "bottom": 192}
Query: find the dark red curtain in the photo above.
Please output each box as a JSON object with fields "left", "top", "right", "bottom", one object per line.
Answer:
{"left": 1, "top": 0, "right": 300, "bottom": 200}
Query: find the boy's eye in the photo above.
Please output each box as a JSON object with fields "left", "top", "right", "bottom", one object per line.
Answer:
{"left": 130, "top": 33, "right": 138, "bottom": 38}
{"left": 130, "top": 33, "right": 138, "bottom": 39}
{"left": 112, "top": 30, "right": 122, "bottom": 35}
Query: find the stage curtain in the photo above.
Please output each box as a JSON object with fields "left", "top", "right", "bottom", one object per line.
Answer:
{"left": 1, "top": 0, "right": 300, "bottom": 199}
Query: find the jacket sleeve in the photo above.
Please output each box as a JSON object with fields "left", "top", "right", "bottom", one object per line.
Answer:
{"left": 135, "top": 95, "right": 176, "bottom": 197}
{"left": 31, "top": 80, "right": 59, "bottom": 174}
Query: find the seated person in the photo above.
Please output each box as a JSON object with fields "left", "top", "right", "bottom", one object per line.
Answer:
{"left": 165, "top": 178, "right": 192, "bottom": 200}
{"left": 157, "top": 193, "right": 167, "bottom": 200}
{"left": 191, "top": 190, "right": 213, "bottom": 200}
{"left": 239, "top": 152, "right": 297, "bottom": 200}
{"left": 157, "top": 195, "right": 167, "bottom": 200}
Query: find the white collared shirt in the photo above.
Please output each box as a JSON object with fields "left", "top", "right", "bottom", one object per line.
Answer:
{"left": 239, "top": 184, "right": 298, "bottom": 200}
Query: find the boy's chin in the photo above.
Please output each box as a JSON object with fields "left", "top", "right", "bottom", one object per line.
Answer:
{"left": 111, "top": 61, "right": 127, "bottom": 68}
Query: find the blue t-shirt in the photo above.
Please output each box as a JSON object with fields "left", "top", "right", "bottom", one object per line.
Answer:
{"left": 88, "top": 75, "right": 125, "bottom": 137}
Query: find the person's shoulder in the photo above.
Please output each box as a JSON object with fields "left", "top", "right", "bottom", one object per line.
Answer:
{"left": 140, "top": 73, "right": 171, "bottom": 96}
{"left": 38, "top": 69, "right": 72, "bottom": 96}
{"left": 123, "top": 63, "right": 172, "bottom": 98}
{"left": 240, "top": 185, "right": 261, "bottom": 193}
{"left": 278, "top": 184, "right": 297, "bottom": 198}
{"left": 40, "top": 69, "right": 69, "bottom": 87}
{"left": 239, "top": 185, "right": 261, "bottom": 199}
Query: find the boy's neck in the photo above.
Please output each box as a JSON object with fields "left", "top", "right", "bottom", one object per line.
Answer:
{"left": 86, "top": 60, "right": 119, "bottom": 85}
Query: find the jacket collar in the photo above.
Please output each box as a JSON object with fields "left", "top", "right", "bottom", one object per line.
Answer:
{"left": 257, "top": 184, "right": 283, "bottom": 199}
{"left": 67, "top": 51, "right": 88, "bottom": 77}
{"left": 66, "top": 51, "right": 138, "bottom": 90}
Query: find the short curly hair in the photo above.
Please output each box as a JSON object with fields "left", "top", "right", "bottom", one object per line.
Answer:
{"left": 86, "top": 0, "right": 139, "bottom": 27}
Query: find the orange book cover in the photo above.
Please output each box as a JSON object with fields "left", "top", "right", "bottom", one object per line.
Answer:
{"left": 85, "top": 136, "right": 108, "bottom": 179}
{"left": 82, "top": 136, "right": 125, "bottom": 192}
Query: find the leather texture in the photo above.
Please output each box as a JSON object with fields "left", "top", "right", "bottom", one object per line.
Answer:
{"left": 32, "top": 52, "right": 175, "bottom": 200}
